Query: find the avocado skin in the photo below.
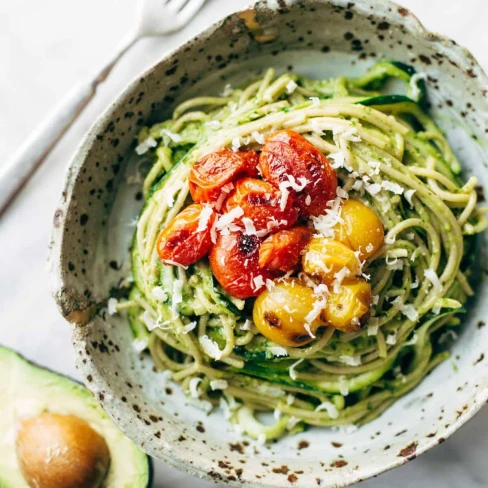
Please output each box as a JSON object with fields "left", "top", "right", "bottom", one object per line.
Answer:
{"left": 0, "top": 345, "right": 153, "bottom": 488}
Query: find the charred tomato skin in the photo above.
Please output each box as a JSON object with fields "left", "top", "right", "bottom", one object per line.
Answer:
{"left": 189, "top": 149, "right": 259, "bottom": 203}
{"left": 157, "top": 204, "right": 216, "bottom": 267}
{"left": 258, "top": 226, "right": 313, "bottom": 272}
{"left": 209, "top": 232, "right": 275, "bottom": 299}
{"left": 222, "top": 178, "right": 298, "bottom": 233}
{"left": 259, "top": 129, "right": 337, "bottom": 216}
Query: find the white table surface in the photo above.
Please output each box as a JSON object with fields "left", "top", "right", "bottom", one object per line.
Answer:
{"left": 1, "top": 1, "right": 487, "bottom": 486}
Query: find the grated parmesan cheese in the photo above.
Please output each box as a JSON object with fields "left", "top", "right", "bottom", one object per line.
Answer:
{"left": 424, "top": 268, "right": 442, "bottom": 291}
{"left": 367, "top": 318, "right": 379, "bottom": 336}
{"left": 368, "top": 161, "right": 381, "bottom": 174}
{"left": 404, "top": 189, "right": 416, "bottom": 207}
{"left": 304, "top": 323, "right": 316, "bottom": 338}
{"left": 332, "top": 266, "right": 352, "bottom": 292}
{"left": 286, "top": 79, "right": 298, "bottom": 94}
{"left": 305, "top": 298, "right": 326, "bottom": 324}
{"left": 161, "top": 128, "right": 183, "bottom": 143}
{"left": 240, "top": 319, "right": 254, "bottom": 331}
{"left": 386, "top": 334, "right": 397, "bottom": 345}
{"left": 231, "top": 137, "right": 241, "bottom": 151}
{"left": 401, "top": 304, "right": 419, "bottom": 321}
{"left": 135, "top": 137, "right": 157, "bottom": 155}
{"left": 210, "top": 379, "right": 228, "bottom": 391}
{"left": 315, "top": 401, "right": 339, "bottom": 419}
{"left": 132, "top": 339, "right": 148, "bottom": 353}
{"left": 265, "top": 279, "right": 276, "bottom": 291}
{"left": 339, "top": 376, "right": 349, "bottom": 396}
{"left": 199, "top": 335, "right": 223, "bottom": 360}
{"left": 382, "top": 180, "right": 404, "bottom": 195}
{"left": 339, "top": 355, "right": 362, "bottom": 366}
{"left": 107, "top": 297, "right": 118, "bottom": 315}
{"left": 189, "top": 377, "right": 202, "bottom": 398}
{"left": 242, "top": 217, "right": 258, "bottom": 236}
{"left": 336, "top": 187, "right": 349, "bottom": 199}
{"left": 214, "top": 183, "right": 234, "bottom": 211}
{"left": 366, "top": 183, "right": 382, "bottom": 195}
{"left": 252, "top": 131, "right": 265, "bottom": 144}
{"left": 196, "top": 204, "right": 214, "bottom": 232}
{"left": 151, "top": 286, "right": 167, "bottom": 302}
{"left": 328, "top": 151, "right": 346, "bottom": 169}
{"left": 289, "top": 358, "right": 304, "bottom": 380}
{"left": 252, "top": 275, "right": 265, "bottom": 292}
{"left": 172, "top": 280, "right": 183, "bottom": 305}
{"left": 269, "top": 346, "right": 288, "bottom": 357}
{"left": 279, "top": 186, "right": 290, "bottom": 211}
{"left": 182, "top": 321, "right": 197, "bottom": 334}
{"left": 309, "top": 97, "right": 320, "bottom": 106}
{"left": 215, "top": 206, "right": 244, "bottom": 232}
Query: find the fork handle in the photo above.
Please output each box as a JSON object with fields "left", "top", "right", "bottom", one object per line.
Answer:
{"left": 0, "top": 82, "right": 98, "bottom": 215}
{"left": 0, "top": 34, "right": 138, "bottom": 217}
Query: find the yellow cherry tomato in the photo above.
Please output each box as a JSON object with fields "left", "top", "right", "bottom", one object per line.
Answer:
{"left": 253, "top": 278, "right": 323, "bottom": 347}
{"left": 302, "top": 237, "right": 361, "bottom": 284}
{"left": 322, "top": 278, "right": 372, "bottom": 333}
{"left": 335, "top": 199, "right": 384, "bottom": 260}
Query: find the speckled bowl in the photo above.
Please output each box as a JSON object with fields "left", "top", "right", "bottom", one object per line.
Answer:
{"left": 49, "top": 1, "right": 488, "bottom": 486}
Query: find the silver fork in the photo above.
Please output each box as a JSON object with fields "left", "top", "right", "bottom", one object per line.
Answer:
{"left": 0, "top": 0, "right": 206, "bottom": 216}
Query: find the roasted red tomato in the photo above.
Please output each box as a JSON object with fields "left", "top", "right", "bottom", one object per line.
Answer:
{"left": 157, "top": 204, "right": 216, "bottom": 267}
{"left": 222, "top": 178, "right": 298, "bottom": 233}
{"left": 209, "top": 232, "right": 275, "bottom": 299}
{"left": 258, "top": 226, "right": 313, "bottom": 272}
{"left": 259, "top": 129, "right": 337, "bottom": 217}
{"left": 189, "top": 148, "right": 259, "bottom": 204}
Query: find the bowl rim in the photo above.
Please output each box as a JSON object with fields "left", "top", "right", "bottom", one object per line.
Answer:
{"left": 48, "top": 0, "right": 488, "bottom": 486}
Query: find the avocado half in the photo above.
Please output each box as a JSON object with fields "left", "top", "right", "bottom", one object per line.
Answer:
{"left": 0, "top": 346, "right": 152, "bottom": 487}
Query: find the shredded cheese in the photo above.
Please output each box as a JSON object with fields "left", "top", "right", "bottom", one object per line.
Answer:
{"left": 107, "top": 298, "right": 118, "bottom": 315}
{"left": 210, "top": 379, "right": 228, "bottom": 391}
{"left": 269, "top": 346, "right": 288, "bottom": 357}
{"left": 286, "top": 80, "right": 298, "bottom": 94}
{"left": 315, "top": 401, "right": 339, "bottom": 419}
{"left": 196, "top": 204, "right": 214, "bottom": 232}
{"left": 289, "top": 358, "right": 304, "bottom": 380}
{"left": 135, "top": 137, "right": 157, "bottom": 155}
{"left": 151, "top": 286, "right": 167, "bottom": 302}
{"left": 199, "top": 335, "right": 223, "bottom": 360}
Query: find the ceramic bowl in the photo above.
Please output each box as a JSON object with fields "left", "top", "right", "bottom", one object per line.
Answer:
{"left": 49, "top": 0, "right": 488, "bottom": 486}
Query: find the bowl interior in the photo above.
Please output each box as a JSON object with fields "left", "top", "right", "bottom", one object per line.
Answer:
{"left": 50, "top": 1, "right": 488, "bottom": 486}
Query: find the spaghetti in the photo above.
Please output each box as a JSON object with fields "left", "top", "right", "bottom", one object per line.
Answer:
{"left": 116, "top": 61, "right": 487, "bottom": 441}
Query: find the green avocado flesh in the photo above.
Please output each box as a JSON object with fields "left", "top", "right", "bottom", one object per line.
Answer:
{"left": 0, "top": 346, "right": 151, "bottom": 488}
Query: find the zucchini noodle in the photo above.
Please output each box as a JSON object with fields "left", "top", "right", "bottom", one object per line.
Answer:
{"left": 116, "top": 61, "right": 487, "bottom": 441}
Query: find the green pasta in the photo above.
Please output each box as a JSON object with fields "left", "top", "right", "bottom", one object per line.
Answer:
{"left": 116, "top": 62, "right": 487, "bottom": 441}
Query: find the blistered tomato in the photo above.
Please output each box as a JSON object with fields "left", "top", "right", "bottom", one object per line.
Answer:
{"left": 223, "top": 178, "right": 298, "bottom": 233}
{"left": 157, "top": 204, "right": 216, "bottom": 267}
{"left": 258, "top": 226, "right": 312, "bottom": 272}
{"left": 322, "top": 278, "right": 372, "bottom": 333}
{"left": 189, "top": 149, "right": 259, "bottom": 203}
{"left": 302, "top": 237, "right": 361, "bottom": 283}
{"left": 209, "top": 232, "right": 275, "bottom": 299}
{"left": 335, "top": 199, "right": 384, "bottom": 260}
{"left": 259, "top": 130, "right": 337, "bottom": 216}
{"left": 253, "top": 278, "right": 323, "bottom": 347}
